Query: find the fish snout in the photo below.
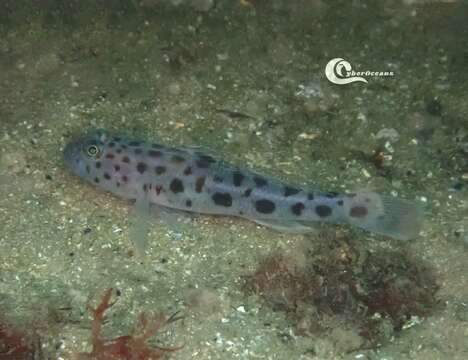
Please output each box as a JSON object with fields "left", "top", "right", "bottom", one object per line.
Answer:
{"left": 63, "top": 140, "right": 85, "bottom": 175}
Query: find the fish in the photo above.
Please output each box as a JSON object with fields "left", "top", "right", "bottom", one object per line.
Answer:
{"left": 63, "top": 129, "right": 423, "bottom": 250}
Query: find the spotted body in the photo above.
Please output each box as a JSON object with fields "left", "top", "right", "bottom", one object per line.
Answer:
{"left": 64, "top": 130, "right": 422, "bottom": 241}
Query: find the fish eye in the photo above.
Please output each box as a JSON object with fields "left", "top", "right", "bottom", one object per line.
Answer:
{"left": 87, "top": 145, "right": 100, "bottom": 157}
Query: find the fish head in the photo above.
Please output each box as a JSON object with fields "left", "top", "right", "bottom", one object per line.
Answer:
{"left": 64, "top": 129, "right": 110, "bottom": 180}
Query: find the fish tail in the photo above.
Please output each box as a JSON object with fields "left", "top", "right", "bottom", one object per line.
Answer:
{"left": 343, "top": 191, "right": 424, "bottom": 241}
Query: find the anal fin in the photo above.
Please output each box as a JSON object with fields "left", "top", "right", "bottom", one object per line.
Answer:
{"left": 253, "top": 218, "right": 319, "bottom": 234}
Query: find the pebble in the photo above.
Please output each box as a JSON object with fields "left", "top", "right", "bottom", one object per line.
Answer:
{"left": 236, "top": 305, "right": 246, "bottom": 313}
{"left": 1, "top": 151, "right": 28, "bottom": 174}
{"left": 295, "top": 82, "right": 323, "bottom": 99}
{"left": 425, "top": 98, "right": 442, "bottom": 116}
{"left": 408, "top": 112, "right": 426, "bottom": 131}
{"left": 191, "top": 0, "right": 214, "bottom": 11}
{"left": 454, "top": 302, "right": 468, "bottom": 322}
{"left": 217, "top": 53, "right": 229, "bottom": 61}
{"left": 168, "top": 82, "right": 181, "bottom": 95}
{"left": 34, "top": 53, "right": 62, "bottom": 77}
{"left": 298, "top": 132, "right": 319, "bottom": 140}
{"left": 376, "top": 128, "right": 400, "bottom": 143}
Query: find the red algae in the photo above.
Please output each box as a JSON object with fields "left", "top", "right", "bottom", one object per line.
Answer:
{"left": 0, "top": 320, "right": 42, "bottom": 359}
{"left": 76, "top": 288, "right": 182, "bottom": 360}
{"left": 244, "top": 232, "right": 439, "bottom": 346}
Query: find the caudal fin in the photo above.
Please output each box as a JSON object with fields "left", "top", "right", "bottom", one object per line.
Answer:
{"left": 344, "top": 191, "right": 423, "bottom": 241}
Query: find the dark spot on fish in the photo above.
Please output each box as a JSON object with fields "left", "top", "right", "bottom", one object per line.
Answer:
{"left": 142, "top": 184, "right": 147, "bottom": 192}
{"left": 243, "top": 188, "right": 252, "bottom": 197}
{"left": 155, "top": 185, "right": 163, "bottom": 195}
{"left": 170, "top": 178, "right": 184, "bottom": 193}
{"left": 307, "top": 193, "right": 315, "bottom": 200}
{"left": 155, "top": 166, "right": 166, "bottom": 175}
{"left": 95, "top": 161, "right": 101, "bottom": 169}
{"left": 183, "top": 166, "right": 192, "bottom": 176}
{"left": 325, "top": 191, "right": 339, "bottom": 198}
{"left": 94, "top": 177, "right": 100, "bottom": 183}
{"left": 186, "top": 199, "right": 192, "bottom": 207}
{"left": 195, "top": 176, "right": 205, "bottom": 193}
{"left": 122, "top": 156, "right": 130, "bottom": 163}
{"left": 129, "top": 141, "right": 140, "bottom": 147}
{"left": 114, "top": 164, "right": 120, "bottom": 172}
{"left": 291, "top": 202, "right": 305, "bottom": 216}
{"left": 103, "top": 173, "right": 111, "bottom": 180}
{"left": 116, "top": 148, "right": 122, "bottom": 154}
{"left": 337, "top": 200, "right": 344, "bottom": 206}
{"left": 122, "top": 175, "right": 128, "bottom": 183}
{"left": 108, "top": 142, "right": 116, "bottom": 148}
{"left": 284, "top": 186, "right": 300, "bottom": 197}
{"left": 349, "top": 206, "right": 368, "bottom": 218}
{"left": 196, "top": 155, "right": 216, "bottom": 168}
{"left": 148, "top": 150, "right": 163, "bottom": 157}
{"left": 113, "top": 137, "right": 122, "bottom": 142}
{"left": 116, "top": 181, "right": 121, "bottom": 187}
{"left": 171, "top": 154, "right": 185, "bottom": 163}
{"left": 232, "top": 171, "right": 244, "bottom": 187}
{"left": 255, "top": 199, "right": 276, "bottom": 214}
{"left": 136, "top": 162, "right": 147, "bottom": 174}
{"left": 121, "top": 144, "right": 127, "bottom": 149}
{"left": 316, "top": 205, "right": 332, "bottom": 217}
{"left": 212, "top": 192, "right": 233, "bottom": 207}
{"left": 151, "top": 143, "right": 163, "bottom": 149}
{"left": 213, "top": 175, "right": 223, "bottom": 183}
{"left": 253, "top": 176, "right": 267, "bottom": 187}
{"left": 105, "top": 153, "right": 115, "bottom": 159}
{"left": 86, "top": 165, "right": 90, "bottom": 174}
{"left": 134, "top": 148, "right": 143, "bottom": 155}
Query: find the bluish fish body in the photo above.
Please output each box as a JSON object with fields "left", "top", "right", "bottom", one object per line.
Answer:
{"left": 64, "top": 130, "right": 422, "bottom": 241}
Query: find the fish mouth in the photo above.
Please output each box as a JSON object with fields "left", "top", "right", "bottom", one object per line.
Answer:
{"left": 63, "top": 139, "right": 84, "bottom": 173}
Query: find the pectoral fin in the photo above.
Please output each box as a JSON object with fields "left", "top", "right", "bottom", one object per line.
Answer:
{"left": 129, "top": 197, "right": 153, "bottom": 257}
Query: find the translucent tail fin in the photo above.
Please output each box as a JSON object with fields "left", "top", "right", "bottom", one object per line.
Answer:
{"left": 344, "top": 191, "right": 424, "bottom": 241}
